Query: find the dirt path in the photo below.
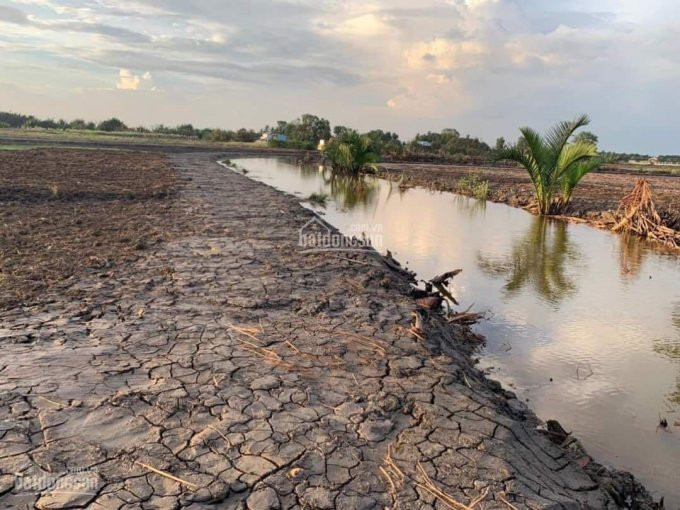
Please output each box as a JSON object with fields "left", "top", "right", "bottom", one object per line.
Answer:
{"left": 0, "top": 153, "right": 655, "bottom": 508}
{"left": 379, "top": 162, "right": 680, "bottom": 231}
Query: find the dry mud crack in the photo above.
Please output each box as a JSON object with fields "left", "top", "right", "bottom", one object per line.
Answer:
{"left": 0, "top": 153, "right": 655, "bottom": 509}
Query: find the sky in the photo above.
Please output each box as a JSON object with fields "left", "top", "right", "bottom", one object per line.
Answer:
{"left": 1, "top": 0, "right": 679, "bottom": 154}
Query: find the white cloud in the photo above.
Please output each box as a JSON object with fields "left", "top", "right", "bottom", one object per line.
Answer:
{"left": 116, "top": 68, "right": 152, "bottom": 90}
{"left": 116, "top": 68, "right": 140, "bottom": 90}
{"left": 333, "top": 13, "right": 391, "bottom": 37}
{"left": 405, "top": 38, "right": 487, "bottom": 70}
{"left": 2, "top": 0, "right": 680, "bottom": 152}
{"left": 426, "top": 73, "right": 452, "bottom": 84}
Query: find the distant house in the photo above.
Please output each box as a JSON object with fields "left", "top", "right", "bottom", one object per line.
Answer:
{"left": 260, "top": 132, "right": 288, "bottom": 142}
{"left": 416, "top": 141, "right": 433, "bottom": 148}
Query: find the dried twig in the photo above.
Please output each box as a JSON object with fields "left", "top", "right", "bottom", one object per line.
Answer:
{"left": 37, "top": 395, "right": 68, "bottom": 408}
{"left": 327, "top": 254, "right": 379, "bottom": 267}
{"left": 498, "top": 493, "right": 520, "bottom": 510}
{"left": 613, "top": 179, "right": 679, "bottom": 248}
{"left": 134, "top": 460, "right": 199, "bottom": 490}
{"left": 206, "top": 424, "right": 231, "bottom": 446}
{"left": 379, "top": 466, "right": 398, "bottom": 495}
{"left": 337, "top": 329, "right": 388, "bottom": 356}
{"left": 416, "top": 462, "right": 473, "bottom": 510}
{"left": 447, "top": 311, "right": 484, "bottom": 325}
{"left": 226, "top": 323, "right": 294, "bottom": 369}
{"left": 468, "top": 486, "right": 490, "bottom": 507}
{"left": 285, "top": 340, "right": 302, "bottom": 354}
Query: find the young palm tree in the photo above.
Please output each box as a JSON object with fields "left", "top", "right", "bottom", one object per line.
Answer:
{"left": 495, "top": 115, "right": 600, "bottom": 215}
{"left": 323, "top": 129, "right": 380, "bottom": 175}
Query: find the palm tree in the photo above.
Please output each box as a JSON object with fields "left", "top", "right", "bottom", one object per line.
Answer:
{"left": 495, "top": 115, "right": 600, "bottom": 215}
{"left": 323, "top": 129, "right": 380, "bottom": 175}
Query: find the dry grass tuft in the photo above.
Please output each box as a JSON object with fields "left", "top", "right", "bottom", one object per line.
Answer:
{"left": 226, "top": 322, "right": 295, "bottom": 369}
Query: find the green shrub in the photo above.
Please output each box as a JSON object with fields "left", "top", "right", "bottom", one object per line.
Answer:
{"left": 457, "top": 175, "right": 490, "bottom": 200}
{"left": 323, "top": 129, "right": 380, "bottom": 175}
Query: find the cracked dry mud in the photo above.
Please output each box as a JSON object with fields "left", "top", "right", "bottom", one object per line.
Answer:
{"left": 0, "top": 153, "right": 653, "bottom": 509}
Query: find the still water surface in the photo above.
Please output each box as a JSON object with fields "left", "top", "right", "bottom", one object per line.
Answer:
{"left": 233, "top": 157, "right": 680, "bottom": 504}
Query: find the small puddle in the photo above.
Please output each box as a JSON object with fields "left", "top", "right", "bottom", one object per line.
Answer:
{"left": 231, "top": 157, "right": 680, "bottom": 504}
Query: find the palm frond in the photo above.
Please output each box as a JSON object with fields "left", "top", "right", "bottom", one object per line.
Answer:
{"left": 557, "top": 141, "right": 597, "bottom": 177}
{"left": 560, "top": 156, "right": 602, "bottom": 204}
{"left": 543, "top": 114, "right": 590, "bottom": 173}
{"left": 517, "top": 127, "right": 548, "bottom": 192}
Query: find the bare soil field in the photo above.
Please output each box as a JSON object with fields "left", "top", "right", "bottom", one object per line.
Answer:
{"left": 379, "top": 163, "right": 680, "bottom": 230}
{"left": 0, "top": 149, "right": 177, "bottom": 308}
{"left": 0, "top": 150, "right": 656, "bottom": 508}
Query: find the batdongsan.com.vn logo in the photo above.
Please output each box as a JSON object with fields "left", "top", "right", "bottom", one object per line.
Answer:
{"left": 298, "top": 217, "right": 383, "bottom": 253}
{"left": 14, "top": 467, "right": 99, "bottom": 495}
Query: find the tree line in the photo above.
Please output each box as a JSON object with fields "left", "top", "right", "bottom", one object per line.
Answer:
{"left": 0, "top": 110, "right": 675, "bottom": 163}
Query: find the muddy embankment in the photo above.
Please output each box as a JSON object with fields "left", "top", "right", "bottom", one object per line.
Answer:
{"left": 378, "top": 162, "right": 680, "bottom": 240}
{"left": 0, "top": 150, "right": 660, "bottom": 508}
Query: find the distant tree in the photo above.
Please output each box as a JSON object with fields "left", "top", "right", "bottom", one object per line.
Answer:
{"left": 97, "top": 118, "right": 127, "bottom": 132}
{"left": 411, "top": 128, "right": 490, "bottom": 157}
{"left": 364, "top": 129, "right": 402, "bottom": 158}
{"left": 516, "top": 135, "right": 529, "bottom": 154}
{"left": 495, "top": 137, "right": 507, "bottom": 152}
{"left": 175, "top": 124, "right": 196, "bottom": 137}
{"left": 235, "top": 128, "right": 259, "bottom": 142}
{"left": 24, "top": 117, "right": 58, "bottom": 129}
{"left": 573, "top": 131, "right": 598, "bottom": 148}
{"left": 333, "top": 125, "right": 350, "bottom": 137}
{"left": 68, "top": 119, "right": 88, "bottom": 130}
{"left": 203, "top": 129, "right": 234, "bottom": 142}
{"left": 0, "top": 111, "right": 30, "bottom": 128}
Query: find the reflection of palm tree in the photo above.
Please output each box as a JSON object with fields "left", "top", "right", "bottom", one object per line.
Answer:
{"left": 298, "top": 162, "right": 324, "bottom": 180}
{"left": 653, "top": 302, "right": 680, "bottom": 404}
{"left": 477, "top": 217, "right": 580, "bottom": 305}
{"left": 322, "top": 173, "right": 379, "bottom": 209}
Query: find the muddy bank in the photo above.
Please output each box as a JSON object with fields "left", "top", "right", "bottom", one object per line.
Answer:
{"left": 378, "top": 162, "right": 680, "bottom": 235}
{"left": 0, "top": 151, "right": 658, "bottom": 508}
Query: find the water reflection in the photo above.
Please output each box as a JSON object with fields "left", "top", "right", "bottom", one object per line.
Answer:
{"left": 235, "top": 157, "right": 680, "bottom": 504}
{"left": 477, "top": 217, "right": 581, "bottom": 305}
{"left": 452, "top": 195, "right": 487, "bottom": 218}
{"left": 618, "top": 233, "right": 646, "bottom": 279}
{"left": 653, "top": 303, "right": 680, "bottom": 404}
{"left": 322, "top": 172, "right": 379, "bottom": 209}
